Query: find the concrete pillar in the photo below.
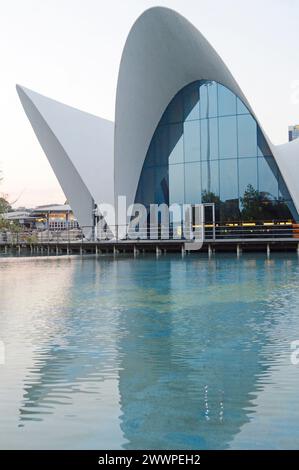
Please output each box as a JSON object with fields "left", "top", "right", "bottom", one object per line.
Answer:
{"left": 134, "top": 245, "right": 139, "bottom": 257}
{"left": 18, "top": 245, "right": 21, "bottom": 255}
{"left": 297, "top": 243, "right": 299, "bottom": 256}
{"left": 267, "top": 243, "right": 271, "bottom": 258}
{"left": 47, "top": 245, "right": 50, "bottom": 256}
{"left": 156, "top": 246, "right": 161, "bottom": 257}
{"left": 237, "top": 244, "right": 242, "bottom": 258}
{"left": 4, "top": 245, "right": 8, "bottom": 255}
{"left": 113, "top": 245, "right": 119, "bottom": 256}
{"left": 208, "top": 245, "right": 212, "bottom": 258}
{"left": 80, "top": 245, "right": 83, "bottom": 256}
{"left": 56, "top": 245, "right": 59, "bottom": 256}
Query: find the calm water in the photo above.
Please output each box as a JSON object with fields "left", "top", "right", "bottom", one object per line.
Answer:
{"left": 1, "top": 253, "right": 299, "bottom": 450}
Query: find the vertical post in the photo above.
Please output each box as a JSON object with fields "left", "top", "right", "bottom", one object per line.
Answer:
{"left": 208, "top": 244, "right": 212, "bottom": 258}
{"left": 156, "top": 245, "right": 161, "bottom": 258}
{"left": 237, "top": 244, "right": 241, "bottom": 258}
{"left": 212, "top": 204, "right": 216, "bottom": 241}
{"left": 267, "top": 243, "right": 271, "bottom": 258}
{"left": 181, "top": 245, "right": 185, "bottom": 257}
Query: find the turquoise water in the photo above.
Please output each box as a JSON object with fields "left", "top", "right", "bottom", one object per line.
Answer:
{"left": 1, "top": 254, "right": 299, "bottom": 449}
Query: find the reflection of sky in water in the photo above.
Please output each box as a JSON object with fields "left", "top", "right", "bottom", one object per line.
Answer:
{"left": 1, "top": 254, "right": 299, "bottom": 449}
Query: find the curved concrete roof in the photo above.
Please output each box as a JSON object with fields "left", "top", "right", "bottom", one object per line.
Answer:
{"left": 17, "top": 85, "right": 114, "bottom": 229}
{"left": 17, "top": 6, "right": 299, "bottom": 228}
{"left": 115, "top": 6, "right": 299, "bottom": 214}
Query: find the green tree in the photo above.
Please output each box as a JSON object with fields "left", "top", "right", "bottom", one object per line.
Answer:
{"left": 0, "top": 196, "right": 11, "bottom": 215}
{"left": 240, "top": 184, "right": 262, "bottom": 221}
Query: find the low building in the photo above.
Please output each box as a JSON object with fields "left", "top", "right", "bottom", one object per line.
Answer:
{"left": 288, "top": 125, "right": 299, "bottom": 142}
{"left": 31, "top": 204, "right": 79, "bottom": 230}
{"left": 4, "top": 204, "right": 79, "bottom": 231}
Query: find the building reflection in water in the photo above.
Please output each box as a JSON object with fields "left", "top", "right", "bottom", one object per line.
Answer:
{"left": 1, "top": 255, "right": 299, "bottom": 449}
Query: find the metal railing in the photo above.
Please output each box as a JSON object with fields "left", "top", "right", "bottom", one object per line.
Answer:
{"left": 0, "top": 221, "right": 298, "bottom": 245}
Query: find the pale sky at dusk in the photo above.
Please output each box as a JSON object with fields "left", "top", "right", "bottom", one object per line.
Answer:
{"left": 0, "top": 0, "right": 298, "bottom": 208}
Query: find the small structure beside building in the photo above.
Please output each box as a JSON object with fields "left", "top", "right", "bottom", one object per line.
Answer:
{"left": 4, "top": 204, "right": 79, "bottom": 230}
{"left": 288, "top": 124, "right": 299, "bottom": 142}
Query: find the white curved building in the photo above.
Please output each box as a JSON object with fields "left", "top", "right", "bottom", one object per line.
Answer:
{"left": 17, "top": 7, "right": 299, "bottom": 235}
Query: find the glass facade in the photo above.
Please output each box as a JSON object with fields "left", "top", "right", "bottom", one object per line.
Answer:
{"left": 135, "top": 80, "right": 298, "bottom": 223}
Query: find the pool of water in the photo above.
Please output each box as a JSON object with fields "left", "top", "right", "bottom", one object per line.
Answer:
{"left": 1, "top": 253, "right": 299, "bottom": 449}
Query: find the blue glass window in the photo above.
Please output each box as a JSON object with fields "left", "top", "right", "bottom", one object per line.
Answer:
{"left": 237, "top": 97, "right": 249, "bottom": 115}
{"left": 184, "top": 120, "right": 200, "bottom": 162}
{"left": 220, "top": 159, "right": 238, "bottom": 202}
{"left": 201, "top": 118, "right": 219, "bottom": 161}
{"left": 184, "top": 82, "right": 199, "bottom": 121}
{"left": 200, "top": 81, "right": 218, "bottom": 119}
{"left": 218, "top": 116, "right": 237, "bottom": 158}
{"left": 239, "top": 158, "right": 258, "bottom": 198}
{"left": 258, "top": 157, "right": 279, "bottom": 200}
{"left": 169, "top": 164, "right": 185, "bottom": 205}
{"left": 218, "top": 84, "right": 236, "bottom": 116}
{"left": 185, "top": 162, "right": 201, "bottom": 204}
{"left": 202, "top": 160, "right": 219, "bottom": 197}
{"left": 237, "top": 114, "right": 257, "bottom": 158}
{"left": 135, "top": 80, "right": 298, "bottom": 223}
{"left": 168, "top": 124, "right": 184, "bottom": 164}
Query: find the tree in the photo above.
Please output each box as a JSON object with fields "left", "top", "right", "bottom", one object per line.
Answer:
{"left": 240, "top": 184, "right": 262, "bottom": 221}
{"left": 0, "top": 196, "right": 11, "bottom": 215}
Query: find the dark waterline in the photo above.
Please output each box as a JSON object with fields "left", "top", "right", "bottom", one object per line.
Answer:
{"left": 1, "top": 253, "right": 299, "bottom": 449}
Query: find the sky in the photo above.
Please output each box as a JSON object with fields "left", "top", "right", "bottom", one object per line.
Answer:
{"left": 0, "top": 0, "right": 299, "bottom": 208}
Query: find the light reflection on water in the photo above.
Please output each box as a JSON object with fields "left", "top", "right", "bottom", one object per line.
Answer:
{"left": 1, "top": 254, "right": 299, "bottom": 449}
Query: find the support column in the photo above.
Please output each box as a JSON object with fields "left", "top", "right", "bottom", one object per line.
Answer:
{"left": 237, "top": 244, "right": 242, "bottom": 258}
{"left": 208, "top": 245, "right": 212, "bottom": 258}
{"left": 267, "top": 243, "right": 271, "bottom": 258}
{"left": 113, "top": 245, "right": 119, "bottom": 257}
